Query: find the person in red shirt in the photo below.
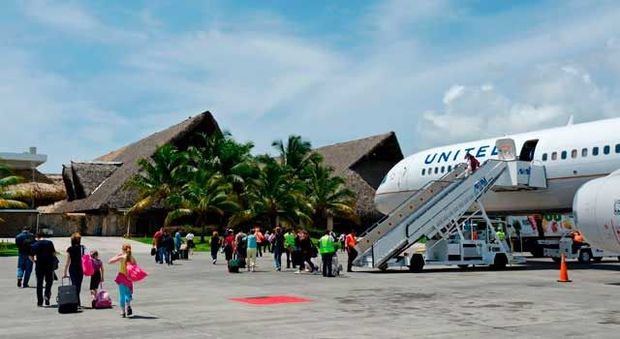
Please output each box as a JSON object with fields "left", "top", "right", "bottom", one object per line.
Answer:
{"left": 345, "top": 230, "right": 358, "bottom": 272}
{"left": 465, "top": 152, "right": 480, "bottom": 173}
{"left": 223, "top": 229, "right": 236, "bottom": 263}
{"left": 152, "top": 227, "right": 164, "bottom": 264}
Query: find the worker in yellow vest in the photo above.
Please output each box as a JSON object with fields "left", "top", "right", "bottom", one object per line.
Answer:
{"left": 319, "top": 230, "right": 337, "bottom": 277}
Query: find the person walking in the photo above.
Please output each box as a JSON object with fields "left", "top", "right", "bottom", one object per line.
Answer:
{"left": 465, "top": 152, "right": 480, "bottom": 173}
{"left": 152, "top": 227, "right": 164, "bottom": 264}
{"left": 246, "top": 229, "right": 258, "bottom": 272}
{"left": 346, "top": 230, "right": 358, "bottom": 272}
{"left": 284, "top": 229, "right": 296, "bottom": 269}
{"left": 297, "top": 231, "right": 317, "bottom": 273}
{"left": 224, "top": 229, "right": 235, "bottom": 263}
{"left": 162, "top": 232, "right": 175, "bottom": 265}
{"left": 29, "top": 232, "right": 57, "bottom": 307}
{"left": 272, "top": 227, "right": 285, "bottom": 271}
{"left": 255, "top": 227, "right": 265, "bottom": 257}
{"left": 210, "top": 231, "right": 221, "bottom": 264}
{"left": 186, "top": 231, "right": 195, "bottom": 256}
{"left": 15, "top": 227, "right": 35, "bottom": 288}
{"left": 109, "top": 243, "right": 137, "bottom": 318}
{"left": 89, "top": 250, "right": 104, "bottom": 308}
{"left": 319, "top": 230, "right": 337, "bottom": 277}
{"left": 174, "top": 229, "right": 182, "bottom": 252}
{"left": 235, "top": 230, "right": 247, "bottom": 265}
{"left": 63, "top": 232, "right": 84, "bottom": 307}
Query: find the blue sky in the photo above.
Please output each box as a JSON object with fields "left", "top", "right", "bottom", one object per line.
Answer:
{"left": 1, "top": 0, "right": 619, "bottom": 172}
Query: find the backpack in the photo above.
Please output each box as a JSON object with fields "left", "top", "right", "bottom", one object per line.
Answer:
{"left": 94, "top": 285, "right": 112, "bottom": 309}
{"left": 82, "top": 252, "right": 95, "bottom": 276}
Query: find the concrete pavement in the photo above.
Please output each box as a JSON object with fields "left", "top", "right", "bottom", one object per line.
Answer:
{"left": 1, "top": 238, "right": 620, "bottom": 338}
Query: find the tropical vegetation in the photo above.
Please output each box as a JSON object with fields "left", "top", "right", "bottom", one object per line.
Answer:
{"left": 125, "top": 132, "right": 357, "bottom": 241}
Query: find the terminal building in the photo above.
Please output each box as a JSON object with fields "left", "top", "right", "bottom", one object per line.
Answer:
{"left": 11, "top": 111, "right": 402, "bottom": 236}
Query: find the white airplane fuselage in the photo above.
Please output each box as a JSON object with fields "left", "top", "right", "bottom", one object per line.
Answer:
{"left": 375, "top": 118, "right": 620, "bottom": 215}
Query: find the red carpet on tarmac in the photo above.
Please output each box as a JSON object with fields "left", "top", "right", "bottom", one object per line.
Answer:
{"left": 230, "top": 295, "right": 311, "bottom": 305}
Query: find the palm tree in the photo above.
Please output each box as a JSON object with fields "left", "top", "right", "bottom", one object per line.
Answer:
{"left": 165, "top": 168, "right": 240, "bottom": 242}
{"left": 0, "top": 165, "right": 28, "bottom": 209}
{"left": 230, "top": 156, "right": 311, "bottom": 230}
{"left": 272, "top": 135, "right": 322, "bottom": 177}
{"left": 305, "top": 161, "right": 357, "bottom": 231}
{"left": 124, "top": 144, "right": 188, "bottom": 235}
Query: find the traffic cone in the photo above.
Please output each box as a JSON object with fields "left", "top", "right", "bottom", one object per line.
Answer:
{"left": 557, "top": 253, "right": 571, "bottom": 283}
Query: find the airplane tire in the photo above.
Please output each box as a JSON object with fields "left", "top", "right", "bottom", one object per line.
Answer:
{"left": 457, "top": 264, "right": 469, "bottom": 269}
{"left": 578, "top": 250, "right": 592, "bottom": 264}
{"left": 593, "top": 257, "right": 603, "bottom": 263}
{"left": 491, "top": 254, "right": 507, "bottom": 270}
{"left": 409, "top": 254, "right": 424, "bottom": 273}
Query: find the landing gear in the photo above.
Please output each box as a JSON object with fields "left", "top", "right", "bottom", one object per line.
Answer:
{"left": 409, "top": 254, "right": 424, "bottom": 272}
{"left": 457, "top": 264, "right": 469, "bottom": 269}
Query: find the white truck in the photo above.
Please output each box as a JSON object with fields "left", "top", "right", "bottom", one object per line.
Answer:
{"left": 506, "top": 214, "right": 620, "bottom": 263}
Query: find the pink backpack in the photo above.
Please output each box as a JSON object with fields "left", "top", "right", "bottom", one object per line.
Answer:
{"left": 126, "top": 263, "right": 148, "bottom": 282}
{"left": 82, "top": 252, "right": 95, "bottom": 276}
{"left": 94, "top": 284, "right": 112, "bottom": 309}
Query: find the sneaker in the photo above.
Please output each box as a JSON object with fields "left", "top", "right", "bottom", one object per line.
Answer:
{"left": 44, "top": 297, "right": 50, "bottom": 306}
{"left": 294, "top": 270, "right": 301, "bottom": 274}
{"left": 212, "top": 259, "right": 216, "bottom": 264}
{"left": 17, "top": 279, "right": 22, "bottom": 288}
{"left": 37, "top": 303, "right": 43, "bottom": 307}
{"left": 22, "top": 284, "right": 30, "bottom": 288}
{"left": 127, "top": 306, "right": 133, "bottom": 316}
{"left": 121, "top": 313, "right": 126, "bottom": 318}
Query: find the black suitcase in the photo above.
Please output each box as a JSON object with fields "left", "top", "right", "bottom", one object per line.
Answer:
{"left": 172, "top": 251, "right": 179, "bottom": 261}
{"left": 57, "top": 278, "right": 79, "bottom": 313}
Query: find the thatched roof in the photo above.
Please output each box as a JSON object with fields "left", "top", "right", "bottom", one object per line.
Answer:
{"left": 313, "top": 132, "right": 403, "bottom": 219}
{"left": 4, "top": 182, "right": 67, "bottom": 206}
{"left": 69, "top": 161, "right": 122, "bottom": 199}
{"left": 50, "top": 111, "right": 220, "bottom": 213}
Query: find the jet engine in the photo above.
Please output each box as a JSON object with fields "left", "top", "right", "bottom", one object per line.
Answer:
{"left": 573, "top": 170, "right": 620, "bottom": 252}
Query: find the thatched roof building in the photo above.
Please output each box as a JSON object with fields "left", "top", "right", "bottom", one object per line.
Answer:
{"left": 313, "top": 132, "right": 403, "bottom": 229}
{"left": 51, "top": 111, "right": 220, "bottom": 215}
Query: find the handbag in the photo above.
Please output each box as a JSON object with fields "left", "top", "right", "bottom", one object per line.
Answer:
{"left": 150, "top": 248, "right": 156, "bottom": 256}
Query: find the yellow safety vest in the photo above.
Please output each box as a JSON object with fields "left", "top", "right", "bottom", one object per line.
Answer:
{"left": 319, "top": 235, "right": 335, "bottom": 254}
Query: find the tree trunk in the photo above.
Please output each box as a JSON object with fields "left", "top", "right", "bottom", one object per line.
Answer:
{"left": 327, "top": 214, "right": 334, "bottom": 231}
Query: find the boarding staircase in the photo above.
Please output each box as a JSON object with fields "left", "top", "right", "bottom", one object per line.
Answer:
{"left": 353, "top": 158, "right": 546, "bottom": 269}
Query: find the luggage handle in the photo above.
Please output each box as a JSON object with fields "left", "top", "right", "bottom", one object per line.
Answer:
{"left": 61, "top": 277, "right": 72, "bottom": 286}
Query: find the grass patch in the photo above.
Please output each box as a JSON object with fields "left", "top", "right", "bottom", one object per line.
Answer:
{"left": 130, "top": 236, "right": 211, "bottom": 252}
{"left": 0, "top": 242, "right": 18, "bottom": 257}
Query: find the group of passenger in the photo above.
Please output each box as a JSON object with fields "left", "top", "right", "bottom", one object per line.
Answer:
{"left": 152, "top": 227, "right": 195, "bottom": 265}
{"left": 212, "top": 226, "right": 358, "bottom": 276}
{"left": 15, "top": 228, "right": 139, "bottom": 318}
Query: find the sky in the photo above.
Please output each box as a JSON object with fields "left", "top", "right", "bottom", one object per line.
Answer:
{"left": 1, "top": 0, "right": 619, "bottom": 172}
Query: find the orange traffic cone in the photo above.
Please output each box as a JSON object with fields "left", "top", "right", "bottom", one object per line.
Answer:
{"left": 557, "top": 253, "right": 571, "bottom": 283}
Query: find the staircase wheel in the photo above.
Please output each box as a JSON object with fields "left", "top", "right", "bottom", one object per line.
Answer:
{"left": 409, "top": 254, "right": 425, "bottom": 273}
{"left": 491, "top": 253, "right": 507, "bottom": 270}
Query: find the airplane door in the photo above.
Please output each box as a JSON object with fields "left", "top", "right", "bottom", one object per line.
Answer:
{"left": 519, "top": 139, "right": 539, "bottom": 162}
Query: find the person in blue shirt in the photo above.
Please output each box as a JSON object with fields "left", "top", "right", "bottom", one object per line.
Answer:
{"left": 15, "top": 227, "right": 35, "bottom": 288}
{"left": 245, "top": 229, "right": 258, "bottom": 272}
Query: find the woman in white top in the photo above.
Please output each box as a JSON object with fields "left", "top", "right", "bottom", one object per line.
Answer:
{"left": 185, "top": 232, "right": 195, "bottom": 256}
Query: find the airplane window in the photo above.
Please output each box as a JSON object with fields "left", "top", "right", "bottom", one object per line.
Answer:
{"left": 593, "top": 147, "right": 599, "bottom": 156}
{"left": 441, "top": 166, "right": 445, "bottom": 173}
{"left": 571, "top": 150, "right": 577, "bottom": 159}
{"left": 448, "top": 165, "right": 452, "bottom": 172}
{"left": 616, "top": 144, "right": 620, "bottom": 153}
{"left": 422, "top": 169, "right": 425, "bottom": 176}
{"left": 604, "top": 145, "right": 610, "bottom": 154}
{"left": 561, "top": 151, "right": 567, "bottom": 160}
{"left": 551, "top": 152, "right": 557, "bottom": 160}
{"left": 434, "top": 167, "right": 438, "bottom": 174}
{"left": 582, "top": 148, "right": 588, "bottom": 157}
{"left": 429, "top": 167, "right": 433, "bottom": 175}
{"left": 542, "top": 153, "right": 547, "bottom": 161}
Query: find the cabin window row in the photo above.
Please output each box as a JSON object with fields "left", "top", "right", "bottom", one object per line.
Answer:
{"left": 541, "top": 144, "right": 620, "bottom": 161}
{"left": 422, "top": 165, "right": 454, "bottom": 176}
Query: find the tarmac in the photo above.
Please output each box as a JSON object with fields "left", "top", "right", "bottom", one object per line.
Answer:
{"left": 1, "top": 237, "right": 620, "bottom": 338}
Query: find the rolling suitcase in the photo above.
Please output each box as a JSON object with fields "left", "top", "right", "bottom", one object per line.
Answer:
{"left": 228, "top": 259, "right": 240, "bottom": 273}
{"left": 57, "top": 278, "right": 79, "bottom": 313}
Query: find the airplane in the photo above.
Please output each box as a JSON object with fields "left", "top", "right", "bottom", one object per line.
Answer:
{"left": 375, "top": 117, "right": 620, "bottom": 252}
